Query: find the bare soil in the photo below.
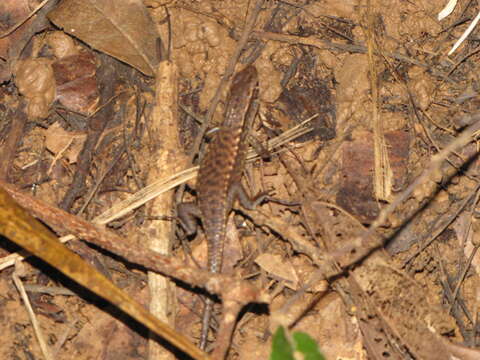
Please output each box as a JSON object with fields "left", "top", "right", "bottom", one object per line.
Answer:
{"left": 1, "top": 0, "right": 480, "bottom": 359}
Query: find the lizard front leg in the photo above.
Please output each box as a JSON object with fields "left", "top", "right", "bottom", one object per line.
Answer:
{"left": 177, "top": 202, "right": 202, "bottom": 236}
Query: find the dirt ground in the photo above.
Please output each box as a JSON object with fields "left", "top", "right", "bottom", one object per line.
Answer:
{"left": 1, "top": 0, "right": 480, "bottom": 359}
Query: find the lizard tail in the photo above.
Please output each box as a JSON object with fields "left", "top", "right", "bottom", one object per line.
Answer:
{"left": 199, "top": 297, "right": 214, "bottom": 350}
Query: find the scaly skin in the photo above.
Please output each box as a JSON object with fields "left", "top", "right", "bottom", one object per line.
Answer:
{"left": 178, "top": 66, "right": 262, "bottom": 350}
{"left": 197, "top": 66, "right": 258, "bottom": 350}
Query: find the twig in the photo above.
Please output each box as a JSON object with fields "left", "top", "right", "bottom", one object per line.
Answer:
{"left": 13, "top": 261, "right": 54, "bottom": 360}
{"left": 94, "top": 118, "right": 314, "bottom": 226}
{"left": 402, "top": 184, "right": 480, "bottom": 267}
{"left": 59, "top": 55, "right": 121, "bottom": 211}
{"left": 1, "top": 182, "right": 268, "bottom": 309}
{"left": 211, "top": 301, "right": 243, "bottom": 360}
{"left": 177, "top": 0, "right": 265, "bottom": 204}
{"left": 253, "top": 30, "right": 454, "bottom": 82}
{"left": 77, "top": 143, "right": 126, "bottom": 215}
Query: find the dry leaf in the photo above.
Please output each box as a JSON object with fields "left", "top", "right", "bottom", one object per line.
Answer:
{"left": 255, "top": 253, "right": 298, "bottom": 290}
{"left": 336, "top": 131, "right": 380, "bottom": 223}
{"left": 53, "top": 50, "right": 99, "bottom": 115}
{"left": 0, "top": 0, "right": 34, "bottom": 82}
{"left": 48, "top": 0, "right": 159, "bottom": 76}
{"left": 44, "top": 122, "right": 86, "bottom": 164}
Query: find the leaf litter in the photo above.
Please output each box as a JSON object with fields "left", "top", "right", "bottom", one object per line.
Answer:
{"left": 1, "top": 0, "right": 480, "bottom": 359}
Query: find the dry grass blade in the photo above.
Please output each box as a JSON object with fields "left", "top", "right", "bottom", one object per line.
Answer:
{"left": 0, "top": 187, "right": 210, "bottom": 360}
{"left": 12, "top": 262, "right": 54, "bottom": 360}
{"left": 365, "top": 1, "right": 393, "bottom": 201}
{"left": 95, "top": 118, "right": 315, "bottom": 226}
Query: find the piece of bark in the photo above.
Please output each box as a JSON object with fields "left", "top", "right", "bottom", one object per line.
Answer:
{"left": 144, "top": 61, "right": 187, "bottom": 359}
{"left": 0, "top": 105, "right": 27, "bottom": 181}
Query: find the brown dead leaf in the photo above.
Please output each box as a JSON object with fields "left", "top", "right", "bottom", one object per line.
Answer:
{"left": 0, "top": 0, "right": 34, "bottom": 82}
{"left": 336, "top": 130, "right": 379, "bottom": 223}
{"left": 255, "top": 253, "right": 298, "bottom": 290}
{"left": 52, "top": 50, "right": 99, "bottom": 115}
{"left": 48, "top": 0, "right": 159, "bottom": 76}
{"left": 336, "top": 128, "right": 410, "bottom": 224}
{"left": 44, "top": 122, "right": 86, "bottom": 164}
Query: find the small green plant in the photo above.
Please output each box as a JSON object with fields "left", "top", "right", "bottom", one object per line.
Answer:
{"left": 270, "top": 326, "right": 325, "bottom": 360}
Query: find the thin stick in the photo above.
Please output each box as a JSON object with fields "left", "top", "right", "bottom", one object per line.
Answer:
{"left": 13, "top": 262, "right": 54, "bottom": 360}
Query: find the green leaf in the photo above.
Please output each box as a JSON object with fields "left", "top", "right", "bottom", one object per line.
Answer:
{"left": 270, "top": 326, "right": 294, "bottom": 360}
{"left": 293, "top": 332, "right": 326, "bottom": 360}
{"left": 270, "top": 327, "right": 326, "bottom": 360}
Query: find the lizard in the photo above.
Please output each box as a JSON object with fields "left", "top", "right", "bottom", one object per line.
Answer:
{"left": 178, "top": 65, "right": 266, "bottom": 350}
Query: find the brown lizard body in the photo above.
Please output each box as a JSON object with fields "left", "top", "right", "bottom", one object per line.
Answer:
{"left": 179, "top": 65, "right": 265, "bottom": 350}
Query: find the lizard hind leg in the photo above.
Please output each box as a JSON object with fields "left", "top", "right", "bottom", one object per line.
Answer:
{"left": 229, "top": 182, "right": 269, "bottom": 210}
